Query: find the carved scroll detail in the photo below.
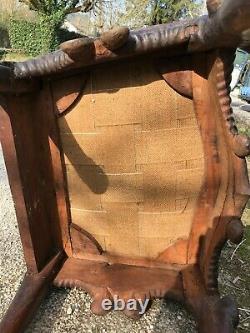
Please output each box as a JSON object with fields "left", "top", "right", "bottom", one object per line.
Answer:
{"left": 157, "top": 55, "right": 193, "bottom": 99}
{"left": 205, "top": 239, "right": 225, "bottom": 291}
{"left": 52, "top": 73, "right": 89, "bottom": 115}
{"left": 204, "top": 217, "right": 243, "bottom": 292}
{"left": 216, "top": 50, "right": 250, "bottom": 157}
{"left": 13, "top": 22, "right": 198, "bottom": 78}
{"left": 11, "top": 0, "right": 250, "bottom": 80}
{"left": 204, "top": 49, "right": 250, "bottom": 293}
{"left": 14, "top": 50, "right": 74, "bottom": 79}
{"left": 54, "top": 257, "right": 184, "bottom": 318}
{"left": 215, "top": 50, "right": 237, "bottom": 135}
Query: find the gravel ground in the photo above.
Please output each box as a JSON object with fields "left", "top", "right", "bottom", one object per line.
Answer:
{"left": 0, "top": 94, "right": 249, "bottom": 333}
{"left": 231, "top": 89, "right": 250, "bottom": 128}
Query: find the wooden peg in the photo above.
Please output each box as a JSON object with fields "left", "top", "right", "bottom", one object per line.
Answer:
{"left": 60, "top": 37, "right": 95, "bottom": 61}
{"left": 226, "top": 218, "right": 244, "bottom": 244}
{"left": 100, "top": 27, "right": 130, "bottom": 51}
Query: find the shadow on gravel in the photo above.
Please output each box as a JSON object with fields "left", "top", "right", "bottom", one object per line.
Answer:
{"left": 241, "top": 105, "right": 250, "bottom": 112}
{"left": 152, "top": 299, "right": 196, "bottom": 333}
{"left": 231, "top": 100, "right": 242, "bottom": 107}
{"left": 25, "top": 287, "right": 71, "bottom": 333}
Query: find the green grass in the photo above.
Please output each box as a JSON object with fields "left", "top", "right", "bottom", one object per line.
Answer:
{"left": 242, "top": 207, "right": 250, "bottom": 225}
{"left": 238, "top": 126, "right": 250, "bottom": 137}
{"left": 1, "top": 51, "right": 30, "bottom": 62}
{"left": 239, "top": 225, "right": 250, "bottom": 257}
{"left": 219, "top": 226, "right": 250, "bottom": 332}
{"left": 218, "top": 95, "right": 250, "bottom": 331}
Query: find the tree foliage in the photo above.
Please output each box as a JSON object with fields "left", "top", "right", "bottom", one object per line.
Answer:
{"left": 150, "top": 0, "right": 200, "bottom": 25}
{"left": 19, "top": 0, "right": 101, "bottom": 17}
{"left": 8, "top": 0, "right": 201, "bottom": 56}
{"left": 10, "top": 0, "right": 105, "bottom": 56}
{"left": 120, "top": 0, "right": 200, "bottom": 29}
{"left": 119, "top": 0, "right": 151, "bottom": 29}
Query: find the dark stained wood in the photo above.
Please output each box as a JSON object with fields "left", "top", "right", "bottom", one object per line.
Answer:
{"left": 100, "top": 27, "right": 130, "bottom": 51}
{"left": 188, "top": 52, "right": 223, "bottom": 267}
{"left": 0, "top": 87, "right": 66, "bottom": 272}
{"left": 0, "top": 97, "right": 38, "bottom": 272}
{"left": 182, "top": 265, "right": 239, "bottom": 333}
{"left": 189, "top": 52, "right": 229, "bottom": 292}
{"left": 160, "top": 70, "right": 193, "bottom": 99}
{"left": 51, "top": 73, "right": 89, "bottom": 116}
{"left": 47, "top": 82, "right": 74, "bottom": 257}
{"left": 70, "top": 224, "right": 103, "bottom": 256}
{"left": 157, "top": 55, "right": 193, "bottom": 99}
{"left": 0, "top": 252, "right": 65, "bottom": 333}
{"left": 198, "top": 50, "right": 250, "bottom": 293}
{"left": 60, "top": 37, "right": 95, "bottom": 61}
{"left": 0, "top": 65, "right": 39, "bottom": 94}
{"left": 232, "top": 134, "right": 250, "bottom": 157}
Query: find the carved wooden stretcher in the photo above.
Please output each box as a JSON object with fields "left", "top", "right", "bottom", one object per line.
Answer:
{"left": 0, "top": 0, "right": 250, "bottom": 332}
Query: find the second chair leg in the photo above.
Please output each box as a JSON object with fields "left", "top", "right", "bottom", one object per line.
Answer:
{"left": 0, "top": 252, "right": 65, "bottom": 333}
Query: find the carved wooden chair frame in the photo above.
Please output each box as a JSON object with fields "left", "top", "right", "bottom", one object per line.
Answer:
{"left": 0, "top": 1, "right": 250, "bottom": 332}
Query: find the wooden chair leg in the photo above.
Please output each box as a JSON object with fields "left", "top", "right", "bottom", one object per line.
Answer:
{"left": 0, "top": 252, "right": 65, "bottom": 333}
{"left": 194, "top": 295, "right": 239, "bottom": 333}
{"left": 183, "top": 266, "right": 239, "bottom": 333}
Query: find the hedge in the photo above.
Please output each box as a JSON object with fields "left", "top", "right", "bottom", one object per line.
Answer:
{"left": 9, "top": 13, "right": 83, "bottom": 57}
{"left": 9, "top": 15, "right": 58, "bottom": 57}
